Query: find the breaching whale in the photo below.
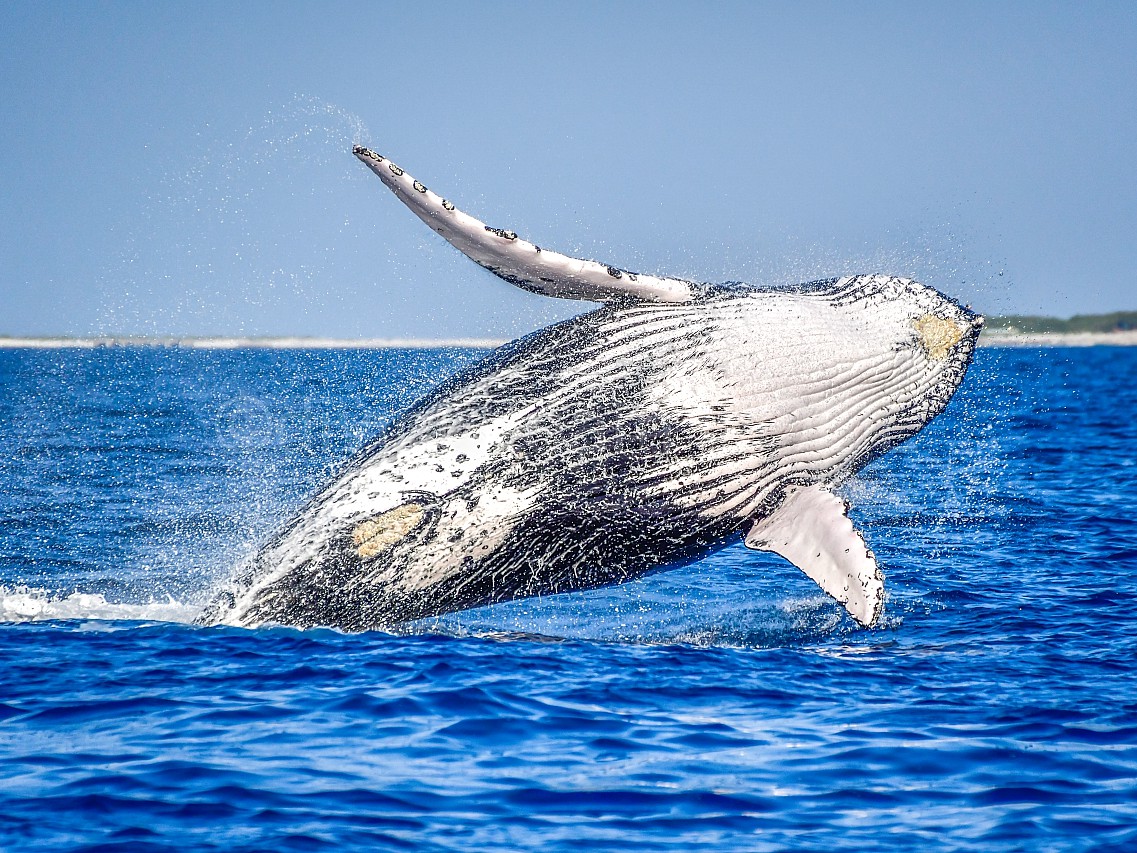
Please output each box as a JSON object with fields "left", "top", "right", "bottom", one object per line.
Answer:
{"left": 198, "top": 145, "right": 983, "bottom": 632}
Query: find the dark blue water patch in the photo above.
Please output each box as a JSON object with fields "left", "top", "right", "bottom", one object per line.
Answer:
{"left": 1, "top": 346, "right": 1137, "bottom": 851}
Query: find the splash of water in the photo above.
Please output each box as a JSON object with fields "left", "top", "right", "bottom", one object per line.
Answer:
{"left": 0, "top": 585, "right": 200, "bottom": 625}
{"left": 97, "top": 95, "right": 374, "bottom": 338}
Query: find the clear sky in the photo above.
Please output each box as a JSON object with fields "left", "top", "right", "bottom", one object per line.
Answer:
{"left": 2, "top": 1, "right": 1135, "bottom": 339}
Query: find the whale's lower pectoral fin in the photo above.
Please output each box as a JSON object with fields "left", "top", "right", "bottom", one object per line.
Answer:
{"left": 745, "top": 484, "right": 884, "bottom": 627}
{"left": 353, "top": 146, "right": 697, "bottom": 304}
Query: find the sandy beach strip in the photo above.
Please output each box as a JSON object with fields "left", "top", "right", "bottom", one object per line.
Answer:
{"left": 0, "top": 336, "right": 510, "bottom": 350}
{"left": 978, "top": 329, "right": 1137, "bottom": 347}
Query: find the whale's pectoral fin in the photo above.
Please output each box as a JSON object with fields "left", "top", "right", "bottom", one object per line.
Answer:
{"left": 353, "top": 146, "right": 697, "bottom": 304}
{"left": 745, "top": 484, "right": 884, "bottom": 627}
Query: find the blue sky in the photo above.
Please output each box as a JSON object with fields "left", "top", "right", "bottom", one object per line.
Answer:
{"left": 2, "top": 1, "right": 1135, "bottom": 338}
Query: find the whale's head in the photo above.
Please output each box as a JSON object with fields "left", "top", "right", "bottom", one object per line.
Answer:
{"left": 708, "top": 275, "right": 983, "bottom": 485}
{"left": 869, "top": 274, "right": 981, "bottom": 427}
{"left": 813, "top": 275, "right": 983, "bottom": 473}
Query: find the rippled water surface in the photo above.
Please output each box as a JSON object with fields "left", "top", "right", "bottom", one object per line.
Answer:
{"left": 1, "top": 345, "right": 1134, "bottom": 851}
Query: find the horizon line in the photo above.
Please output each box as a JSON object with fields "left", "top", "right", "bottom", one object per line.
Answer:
{"left": 3, "top": 330, "right": 1137, "bottom": 350}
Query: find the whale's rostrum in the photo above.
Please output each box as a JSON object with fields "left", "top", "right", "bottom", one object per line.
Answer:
{"left": 198, "top": 146, "right": 983, "bottom": 632}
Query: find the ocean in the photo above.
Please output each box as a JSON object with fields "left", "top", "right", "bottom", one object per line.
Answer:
{"left": 1, "top": 343, "right": 1134, "bottom": 851}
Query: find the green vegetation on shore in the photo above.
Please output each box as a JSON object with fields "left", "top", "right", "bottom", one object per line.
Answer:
{"left": 986, "top": 311, "right": 1137, "bottom": 334}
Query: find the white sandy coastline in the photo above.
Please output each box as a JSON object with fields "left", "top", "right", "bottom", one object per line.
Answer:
{"left": 977, "top": 330, "right": 1137, "bottom": 348}
{"left": 2, "top": 331, "right": 1135, "bottom": 349}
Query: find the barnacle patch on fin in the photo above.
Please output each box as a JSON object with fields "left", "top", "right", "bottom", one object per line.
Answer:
{"left": 485, "top": 226, "right": 518, "bottom": 241}
{"left": 913, "top": 314, "right": 964, "bottom": 360}
{"left": 352, "top": 145, "right": 382, "bottom": 162}
{"left": 352, "top": 503, "right": 424, "bottom": 559}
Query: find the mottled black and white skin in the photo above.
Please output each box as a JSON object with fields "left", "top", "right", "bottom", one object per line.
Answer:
{"left": 198, "top": 146, "right": 983, "bottom": 632}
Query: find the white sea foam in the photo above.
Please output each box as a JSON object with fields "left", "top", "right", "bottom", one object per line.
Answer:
{"left": 0, "top": 586, "right": 201, "bottom": 625}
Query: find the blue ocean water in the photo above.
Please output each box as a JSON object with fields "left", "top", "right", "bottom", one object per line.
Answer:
{"left": 1, "top": 344, "right": 1134, "bottom": 852}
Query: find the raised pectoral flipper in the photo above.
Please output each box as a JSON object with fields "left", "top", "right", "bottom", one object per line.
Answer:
{"left": 745, "top": 484, "right": 884, "bottom": 627}
{"left": 353, "top": 146, "right": 696, "bottom": 304}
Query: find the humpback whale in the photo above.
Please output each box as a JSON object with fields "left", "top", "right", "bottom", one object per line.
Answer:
{"left": 198, "top": 146, "right": 983, "bottom": 632}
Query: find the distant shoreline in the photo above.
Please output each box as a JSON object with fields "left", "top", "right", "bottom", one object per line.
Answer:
{"left": 977, "top": 329, "right": 1137, "bottom": 348}
{"left": 2, "top": 330, "right": 1136, "bottom": 349}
